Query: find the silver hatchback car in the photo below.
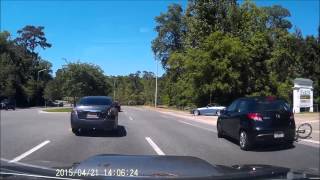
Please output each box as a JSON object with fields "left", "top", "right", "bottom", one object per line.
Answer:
{"left": 71, "top": 96, "right": 118, "bottom": 135}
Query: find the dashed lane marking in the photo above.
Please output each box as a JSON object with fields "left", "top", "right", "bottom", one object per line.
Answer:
{"left": 9, "top": 140, "right": 50, "bottom": 163}
{"left": 145, "top": 137, "right": 165, "bottom": 155}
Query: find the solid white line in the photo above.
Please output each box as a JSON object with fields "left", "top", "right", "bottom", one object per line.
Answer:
{"left": 300, "top": 139, "right": 320, "bottom": 144}
{"left": 145, "top": 137, "right": 165, "bottom": 155}
{"left": 1, "top": 158, "right": 53, "bottom": 170}
{"left": 0, "top": 172, "right": 80, "bottom": 180}
{"left": 9, "top": 140, "right": 50, "bottom": 163}
{"left": 179, "top": 120, "right": 217, "bottom": 133}
{"left": 129, "top": 116, "right": 133, "bottom": 121}
{"left": 296, "top": 120, "right": 319, "bottom": 124}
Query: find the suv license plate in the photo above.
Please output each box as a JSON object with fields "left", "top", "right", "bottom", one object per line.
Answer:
{"left": 274, "top": 131, "right": 284, "bottom": 138}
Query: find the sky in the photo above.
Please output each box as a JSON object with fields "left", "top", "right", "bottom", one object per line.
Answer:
{"left": 1, "top": 0, "right": 319, "bottom": 76}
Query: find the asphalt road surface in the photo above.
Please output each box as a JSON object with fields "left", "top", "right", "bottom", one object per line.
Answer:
{"left": 1, "top": 106, "right": 319, "bottom": 174}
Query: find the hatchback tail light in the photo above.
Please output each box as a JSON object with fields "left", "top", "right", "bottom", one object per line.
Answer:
{"left": 247, "top": 113, "right": 263, "bottom": 121}
{"left": 289, "top": 112, "right": 294, "bottom": 120}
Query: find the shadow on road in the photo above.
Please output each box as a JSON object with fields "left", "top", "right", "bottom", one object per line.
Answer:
{"left": 222, "top": 136, "right": 295, "bottom": 152}
{"left": 78, "top": 125, "right": 127, "bottom": 137}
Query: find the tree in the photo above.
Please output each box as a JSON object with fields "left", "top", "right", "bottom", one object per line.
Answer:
{"left": 56, "top": 62, "right": 112, "bottom": 105}
{"left": 43, "top": 80, "right": 62, "bottom": 101}
{"left": 0, "top": 28, "right": 52, "bottom": 106}
{"left": 15, "top": 25, "right": 52, "bottom": 53}
{"left": 152, "top": 4, "right": 186, "bottom": 69}
{"left": 263, "top": 5, "right": 292, "bottom": 30}
{"left": 151, "top": 0, "right": 319, "bottom": 108}
{"left": 184, "top": 0, "right": 237, "bottom": 47}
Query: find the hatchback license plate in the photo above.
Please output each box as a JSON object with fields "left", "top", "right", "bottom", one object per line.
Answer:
{"left": 274, "top": 131, "right": 284, "bottom": 138}
{"left": 87, "top": 113, "right": 98, "bottom": 119}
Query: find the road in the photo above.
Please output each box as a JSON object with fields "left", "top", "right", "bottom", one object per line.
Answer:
{"left": 1, "top": 106, "right": 319, "bottom": 174}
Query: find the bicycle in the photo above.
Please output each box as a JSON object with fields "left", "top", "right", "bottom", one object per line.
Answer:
{"left": 295, "top": 123, "right": 313, "bottom": 140}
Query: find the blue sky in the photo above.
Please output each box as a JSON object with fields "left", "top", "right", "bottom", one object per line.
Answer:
{"left": 1, "top": 0, "right": 319, "bottom": 76}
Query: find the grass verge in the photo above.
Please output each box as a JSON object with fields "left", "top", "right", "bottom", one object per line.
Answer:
{"left": 43, "top": 108, "right": 72, "bottom": 112}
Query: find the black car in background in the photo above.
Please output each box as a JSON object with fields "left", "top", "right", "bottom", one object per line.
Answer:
{"left": 217, "top": 97, "right": 295, "bottom": 150}
{"left": 0, "top": 99, "right": 16, "bottom": 110}
{"left": 113, "top": 101, "right": 121, "bottom": 112}
{"left": 46, "top": 100, "right": 64, "bottom": 107}
{"left": 71, "top": 96, "right": 118, "bottom": 135}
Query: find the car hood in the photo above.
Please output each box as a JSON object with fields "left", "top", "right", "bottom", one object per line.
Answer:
{"left": 1, "top": 155, "right": 319, "bottom": 179}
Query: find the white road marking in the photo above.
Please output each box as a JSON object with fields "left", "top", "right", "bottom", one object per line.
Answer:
{"left": 145, "top": 137, "right": 165, "bottom": 155}
{"left": 9, "top": 140, "right": 50, "bottom": 163}
{"left": 1, "top": 158, "right": 53, "bottom": 170}
{"left": 129, "top": 116, "right": 133, "bottom": 121}
{"left": 300, "top": 139, "right": 320, "bottom": 144}
{"left": 179, "top": 120, "right": 217, "bottom": 133}
{"left": 38, "top": 110, "right": 69, "bottom": 114}
{"left": 38, "top": 110, "right": 49, "bottom": 114}
{"left": 296, "top": 120, "right": 319, "bottom": 124}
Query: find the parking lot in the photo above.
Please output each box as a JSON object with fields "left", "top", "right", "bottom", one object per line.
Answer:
{"left": 0, "top": 106, "right": 319, "bottom": 173}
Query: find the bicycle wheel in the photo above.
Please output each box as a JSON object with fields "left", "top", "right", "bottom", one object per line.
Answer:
{"left": 296, "top": 123, "right": 312, "bottom": 139}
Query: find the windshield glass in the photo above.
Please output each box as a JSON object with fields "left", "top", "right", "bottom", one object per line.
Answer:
{"left": 78, "top": 98, "right": 112, "bottom": 106}
{"left": 249, "top": 100, "right": 291, "bottom": 112}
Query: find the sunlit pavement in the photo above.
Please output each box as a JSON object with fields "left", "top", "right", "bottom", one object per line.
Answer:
{"left": 144, "top": 106, "right": 320, "bottom": 144}
{"left": 1, "top": 106, "right": 319, "bottom": 174}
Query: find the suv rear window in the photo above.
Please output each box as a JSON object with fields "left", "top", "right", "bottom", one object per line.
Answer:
{"left": 78, "top": 98, "right": 112, "bottom": 106}
{"left": 248, "top": 100, "right": 291, "bottom": 112}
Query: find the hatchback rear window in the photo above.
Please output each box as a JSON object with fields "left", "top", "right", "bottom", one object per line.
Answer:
{"left": 78, "top": 98, "right": 112, "bottom": 106}
{"left": 248, "top": 100, "right": 291, "bottom": 112}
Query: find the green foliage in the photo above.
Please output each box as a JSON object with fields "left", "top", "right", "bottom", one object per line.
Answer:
{"left": 152, "top": 4, "right": 186, "bottom": 69}
{"left": 152, "top": 0, "right": 320, "bottom": 107}
{"left": 55, "top": 62, "right": 112, "bottom": 104}
{"left": 0, "top": 26, "right": 52, "bottom": 106}
{"left": 113, "top": 71, "right": 156, "bottom": 105}
{"left": 43, "top": 80, "right": 62, "bottom": 101}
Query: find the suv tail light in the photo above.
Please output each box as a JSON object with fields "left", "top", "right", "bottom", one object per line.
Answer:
{"left": 247, "top": 113, "right": 263, "bottom": 121}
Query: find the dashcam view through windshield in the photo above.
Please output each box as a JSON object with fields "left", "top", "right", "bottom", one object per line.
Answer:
{"left": 0, "top": 0, "right": 319, "bottom": 179}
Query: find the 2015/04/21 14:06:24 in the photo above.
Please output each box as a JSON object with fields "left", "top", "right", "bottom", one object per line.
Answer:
{"left": 55, "top": 168, "right": 139, "bottom": 177}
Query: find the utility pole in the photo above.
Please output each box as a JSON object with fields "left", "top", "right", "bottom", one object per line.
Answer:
{"left": 155, "top": 59, "right": 158, "bottom": 108}
{"left": 113, "top": 78, "right": 116, "bottom": 100}
{"left": 37, "top": 69, "right": 47, "bottom": 81}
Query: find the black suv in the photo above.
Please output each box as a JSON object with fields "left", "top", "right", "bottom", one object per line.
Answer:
{"left": 217, "top": 97, "right": 295, "bottom": 150}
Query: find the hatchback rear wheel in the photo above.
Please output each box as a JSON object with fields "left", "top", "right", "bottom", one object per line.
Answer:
{"left": 217, "top": 122, "right": 224, "bottom": 138}
{"left": 72, "top": 128, "right": 81, "bottom": 136}
{"left": 239, "top": 130, "right": 252, "bottom": 151}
